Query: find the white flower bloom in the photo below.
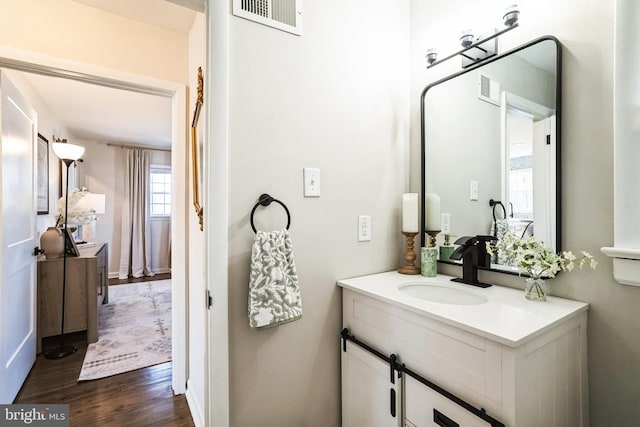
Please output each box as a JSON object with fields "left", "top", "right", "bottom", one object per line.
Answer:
{"left": 56, "top": 188, "right": 98, "bottom": 226}
{"left": 492, "top": 232, "right": 597, "bottom": 281}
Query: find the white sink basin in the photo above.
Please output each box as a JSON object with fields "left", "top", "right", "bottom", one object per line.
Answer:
{"left": 398, "top": 282, "right": 489, "bottom": 305}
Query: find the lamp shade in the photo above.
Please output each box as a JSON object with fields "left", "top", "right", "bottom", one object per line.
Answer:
{"left": 52, "top": 142, "right": 84, "bottom": 161}
{"left": 77, "top": 193, "right": 106, "bottom": 214}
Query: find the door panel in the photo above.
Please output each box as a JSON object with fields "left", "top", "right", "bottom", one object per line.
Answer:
{"left": 342, "top": 340, "right": 402, "bottom": 427}
{"left": 0, "top": 71, "right": 38, "bottom": 404}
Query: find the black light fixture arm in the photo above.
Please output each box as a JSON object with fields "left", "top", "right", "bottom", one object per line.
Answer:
{"left": 427, "top": 23, "right": 518, "bottom": 69}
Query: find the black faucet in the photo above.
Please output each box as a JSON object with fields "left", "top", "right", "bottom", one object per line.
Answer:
{"left": 448, "top": 235, "right": 497, "bottom": 288}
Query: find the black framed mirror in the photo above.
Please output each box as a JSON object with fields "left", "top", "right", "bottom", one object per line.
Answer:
{"left": 420, "top": 36, "right": 562, "bottom": 275}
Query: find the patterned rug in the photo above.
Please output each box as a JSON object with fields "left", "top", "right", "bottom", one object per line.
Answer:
{"left": 78, "top": 280, "right": 172, "bottom": 381}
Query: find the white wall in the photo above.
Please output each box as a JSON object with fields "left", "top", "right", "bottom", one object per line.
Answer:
{"left": 186, "top": 11, "right": 206, "bottom": 427}
{"left": 411, "top": 1, "right": 638, "bottom": 425}
{"left": 0, "top": 0, "right": 188, "bottom": 83}
{"left": 226, "top": 0, "right": 411, "bottom": 424}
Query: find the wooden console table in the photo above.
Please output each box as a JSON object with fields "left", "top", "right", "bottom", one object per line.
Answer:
{"left": 36, "top": 243, "right": 109, "bottom": 353}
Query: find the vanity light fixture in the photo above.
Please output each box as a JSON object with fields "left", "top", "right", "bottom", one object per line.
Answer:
{"left": 425, "top": 4, "right": 520, "bottom": 69}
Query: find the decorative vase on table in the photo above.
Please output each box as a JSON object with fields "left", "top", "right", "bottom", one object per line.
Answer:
{"left": 524, "top": 277, "right": 549, "bottom": 301}
{"left": 40, "top": 227, "right": 64, "bottom": 259}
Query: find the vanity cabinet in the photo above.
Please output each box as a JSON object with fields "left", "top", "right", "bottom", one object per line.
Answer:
{"left": 339, "top": 272, "right": 589, "bottom": 427}
{"left": 36, "top": 243, "right": 109, "bottom": 353}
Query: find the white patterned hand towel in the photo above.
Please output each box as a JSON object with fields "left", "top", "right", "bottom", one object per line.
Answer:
{"left": 490, "top": 219, "right": 510, "bottom": 265}
{"left": 249, "top": 229, "right": 302, "bottom": 329}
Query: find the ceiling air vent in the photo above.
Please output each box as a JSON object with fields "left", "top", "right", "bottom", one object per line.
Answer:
{"left": 233, "top": 0, "right": 303, "bottom": 36}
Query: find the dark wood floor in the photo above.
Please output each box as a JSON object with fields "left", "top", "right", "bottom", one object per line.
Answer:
{"left": 15, "top": 274, "right": 194, "bottom": 427}
{"left": 108, "top": 272, "right": 172, "bottom": 286}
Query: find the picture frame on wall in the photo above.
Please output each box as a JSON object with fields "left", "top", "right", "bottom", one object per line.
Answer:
{"left": 190, "top": 66, "right": 204, "bottom": 231}
{"left": 37, "top": 133, "right": 49, "bottom": 214}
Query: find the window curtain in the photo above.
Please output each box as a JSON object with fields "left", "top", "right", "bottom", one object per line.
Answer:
{"left": 119, "top": 149, "right": 154, "bottom": 279}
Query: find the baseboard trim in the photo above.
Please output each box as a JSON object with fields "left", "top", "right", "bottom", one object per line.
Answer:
{"left": 109, "top": 269, "right": 171, "bottom": 279}
{"left": 185, "top": 383, "right": 204, "bottom": 427}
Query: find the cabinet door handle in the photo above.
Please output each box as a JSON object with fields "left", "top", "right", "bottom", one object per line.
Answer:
{"left": 389, "top": 388, "right": 396, "bottom": 418}
{"left": 434, "top": 409, "right": 459, "bottom": 427}
{"left": 33, "top": 247, "right": 44, "bottom": 256}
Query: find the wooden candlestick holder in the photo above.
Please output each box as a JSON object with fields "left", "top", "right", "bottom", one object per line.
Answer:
{"left": 398, "top": 231, "right": 420, "bottom": 275}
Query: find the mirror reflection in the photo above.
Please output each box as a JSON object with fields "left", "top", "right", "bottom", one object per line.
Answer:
{"left": 421, "top": 37, "right": 561, "bottom": 273}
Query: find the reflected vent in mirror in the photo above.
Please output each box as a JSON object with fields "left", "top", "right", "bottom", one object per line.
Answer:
{"left": 478, "top": 73, "right": 501, "bottom": 106}
{"left": 233, "top": 0, "right": 303, "bottom": 36}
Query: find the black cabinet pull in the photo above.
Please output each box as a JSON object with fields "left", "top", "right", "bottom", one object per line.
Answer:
{"left": 434, "top": 409, "right": 459, "bottom": 427}
{"left": 390, "top": 389, "right": 396, "bottom": 418}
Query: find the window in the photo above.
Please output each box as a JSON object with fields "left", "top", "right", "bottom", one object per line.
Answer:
{"left": 150, "top": 167, "right": 171, "bottom": 217}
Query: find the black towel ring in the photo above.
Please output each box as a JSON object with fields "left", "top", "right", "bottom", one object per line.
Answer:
{"left": 489, "top": 199, "right": 507, "bottom": 222}
{"left": 250, "top": 193, "right": 291, "bottom": 233}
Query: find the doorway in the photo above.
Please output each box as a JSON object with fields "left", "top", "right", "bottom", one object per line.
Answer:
{"left": 0, "top": 55, "right": 188, "bottom": 394}
{"left": 502, "top": 91, "right": 556, "bottom": 247}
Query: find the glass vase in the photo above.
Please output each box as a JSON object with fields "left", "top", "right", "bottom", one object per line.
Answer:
{"left": 524, "top": 277, "right": 548, "bottom": 301}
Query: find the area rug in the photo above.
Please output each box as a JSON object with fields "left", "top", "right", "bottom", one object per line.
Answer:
{"left": 78, "top": 280, "right": 172, "bottom": 381}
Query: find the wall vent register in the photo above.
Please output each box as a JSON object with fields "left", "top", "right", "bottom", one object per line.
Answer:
{"left": 233, "top": 0, "right": 303, "bottom": 36}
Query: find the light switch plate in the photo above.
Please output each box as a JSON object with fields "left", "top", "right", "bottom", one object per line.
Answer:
{"left": 303, "top": 168, "right": 320, "bottom": 197}
{"left": 470, "top": 180, "right": 479, "bottom": 201}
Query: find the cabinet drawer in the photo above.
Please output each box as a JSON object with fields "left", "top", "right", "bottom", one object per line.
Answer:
{"left": 405, "top": 376, "right": 493, "bottom": 427}
{"left": 344, "top": 291, "right": 503, "bottom": 408}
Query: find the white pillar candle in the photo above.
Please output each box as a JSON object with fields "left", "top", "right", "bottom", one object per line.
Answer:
{"left": 402, "top": 193, "right": 419, "bottom": 232}
{"left": 425, "top": 193, "right": 441, "bottom": 231}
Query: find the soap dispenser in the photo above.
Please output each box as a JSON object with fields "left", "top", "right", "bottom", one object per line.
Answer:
{"left": 439, "top": 213, "right": 455, "bottom": 261}
{"left": 421, "top": 233, "right": 438, "bottom": 277}
{"left": 440, "top": 234, "right": 455, "bottom": 261}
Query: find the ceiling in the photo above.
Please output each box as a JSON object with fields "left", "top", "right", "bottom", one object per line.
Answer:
{"left": 72, "top": 0, "right": 199, "bottom": 34}
{"left": 24, "top": 73, "right": 173, "bottom": 148}
{"left": 19, "top": 0, "right": 204, "bottom": 149}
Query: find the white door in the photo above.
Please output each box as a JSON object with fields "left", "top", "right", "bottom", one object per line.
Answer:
{"left": 0, "top": 71, "right": 38, "bottom": 403}
{"left": 342, "top": 340, "right": 402, "bottom": 427}
{"left": 533, "top": 115, "right": 556, "bottom": 249}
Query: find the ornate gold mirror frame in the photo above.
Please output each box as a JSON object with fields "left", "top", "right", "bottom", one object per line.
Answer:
{"left": 191, "top": 67, "right": 204, "bottom": 230}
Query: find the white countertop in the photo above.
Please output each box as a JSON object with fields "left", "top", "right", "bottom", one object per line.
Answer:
{"left": 337, "top": 271, "right": 589, "bottom": 347}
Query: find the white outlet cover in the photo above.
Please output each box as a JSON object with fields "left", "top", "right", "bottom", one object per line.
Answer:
{"left": 358, "top": 215, "right": 371, "bottom": 242}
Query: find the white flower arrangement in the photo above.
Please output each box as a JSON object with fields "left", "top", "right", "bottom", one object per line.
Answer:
{"left": 55, "top": 187, "right": 98, "bottom": 227}
{"left": 488, "top": 232, "right": 597, "bottom": 279}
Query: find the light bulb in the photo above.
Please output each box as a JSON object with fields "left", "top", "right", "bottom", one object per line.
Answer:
{"left": 426, "top": 48, "right": 438, "bottom": 65}
{"left": 460, "top": 29, "right": 474, "bottom": 48}
{"left": 503, "top": 4, "right": 520, "bottom": 26}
